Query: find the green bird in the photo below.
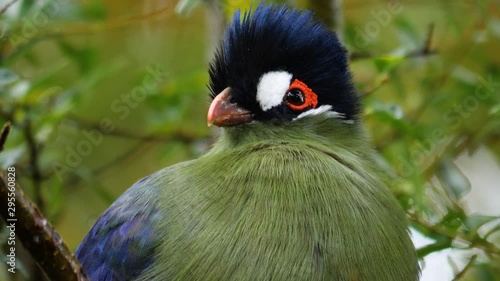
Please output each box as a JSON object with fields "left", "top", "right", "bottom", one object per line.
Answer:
{"left": 76, "top": 4, "right": 420, "bottom": 281}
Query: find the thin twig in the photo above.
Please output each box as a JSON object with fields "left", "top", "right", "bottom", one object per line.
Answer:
{"left": 424, "top": 23, "right": 435, "bottom": 54}
{"left": 0, "top": 122, "right": 89, "bottom": 280}
{"left": 3, "top": 4, "right": 173, "bottom": 63}
{"left": 452, "top": 255, "right": 478, "bottom": 281}
{"left": 62, "top": 142, "right": 146, "bottom": 190}
{"left": 350, "top": 46, "right": 437, "bottom": 61}
{"left": 68, "top": 117, "right": 207, "bottom": 143}
{"left": 416, "top": 238, "right": 452, "bottom": 258}
{"left": 23, "top": 119, "right": 44, "bottom": 212}
{"left": 0, "top": 122, "right": 11, "bottom": 152}
{"left": 0, "top": 0, "right": 17, "bottom": 15}
{"left": 350, "top": 23, "right": 437, "bottom": 61}
{"left": 448, "top": 256, "right": 460, "bottom": 276}
{"left": 360, "top": 75, "right": 389, "bottom": 98}
{"left": 421, "top": 113, "right": 493, "bottom": 180}
{"left": 411, "top": 214, "right": 500, "bottom": 257}
{"left": 406, "top": 23, "right": 436, "bottom": 58}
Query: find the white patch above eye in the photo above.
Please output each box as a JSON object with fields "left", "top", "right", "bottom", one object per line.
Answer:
{"left": 256, "top": 71, "right": 293, "bottom": 111}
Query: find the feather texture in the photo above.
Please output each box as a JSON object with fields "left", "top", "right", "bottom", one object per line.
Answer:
{"left": 77, "top": 4, "right": 419, "bottom": 280}
{"left": 139, "top": 117, "right": 419, "bottom": 280}
{"left": 209, "top": 4, "right": 359, "bottom": 121}
{"left": 76, "top": 176, "right": 160, "bottom": 281}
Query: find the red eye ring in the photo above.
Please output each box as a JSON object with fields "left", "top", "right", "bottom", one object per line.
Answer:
{"left": 285, "top": 79, "right": 318, "bottom": 111}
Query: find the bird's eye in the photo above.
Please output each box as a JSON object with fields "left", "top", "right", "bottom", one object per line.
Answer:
{"left": 285, "top": 89, "right": 305, "bottom": 106}
{"left": 284, "top": 79, "right": 318, "bottom": 111}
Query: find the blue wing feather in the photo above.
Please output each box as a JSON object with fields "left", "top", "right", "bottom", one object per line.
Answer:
{"left": 76, "top": 176, "right": 160, "bottom": 281}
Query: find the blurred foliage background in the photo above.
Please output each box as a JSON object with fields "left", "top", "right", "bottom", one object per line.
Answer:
{"left": 0, "top": 0, "right": 499, "bottom": 280}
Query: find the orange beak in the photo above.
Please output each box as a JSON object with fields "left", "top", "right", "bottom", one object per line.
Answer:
{"left": 207, "top": 87, "right": 253, "bottom": 127}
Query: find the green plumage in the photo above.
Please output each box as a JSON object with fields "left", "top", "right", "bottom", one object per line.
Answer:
{"left": 76, "top": 5, "right": 421, "bottom": 280}
{"left": 139, "top": 116, "right": 419, "bottom": 280}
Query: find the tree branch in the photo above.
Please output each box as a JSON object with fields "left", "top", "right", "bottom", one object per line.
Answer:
{"left": 360, "top": 75, "right": 389, "bottom": 98}
{"left": 2, "top": 4, "right": 173, "bottom": 64}
{"left": 0, "top": 123, "right": 89, "bottom": 281}
{"left": 0, "top": 0, "right": 17, "bottom": 16}
{"left": 68, "top": 117, "right": 207, "bottom": 143}
{"left": 452, "top": 254, "right": 478, "bottom": 281}
{"left": 350, "top": 23, "right": 437, "bottom": 61}
{"left": 406, "top": 23, "right": 436, "bottom": 58}
{"left": 416, "top": 237, "right": 452, "bottom": 258}
{"left": 23, "top": 119, "right": 44, "bottom": 212}
{"left": 411, "top": 213, "right": 500, "bottom": 257}
{"left": 0, "top": 121, "right": 11, "bottom": 152}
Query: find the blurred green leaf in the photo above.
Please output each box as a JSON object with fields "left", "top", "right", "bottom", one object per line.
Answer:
{"left": 437, "top": 159, "right": 471, "bottom": 199}
{"left": 490, "top": 104, "right": 500, "bottom": 116}
{"left": 0, "top": 145, "right": 26, "bottom": 168}
{"left": 79, "top": 0, "right": 107, "bottom": 20}
{"left": 440, "top": 209, "right": 465, "bottom": 233}
{"left": 0, "top": 68, "right": 19, "bottom": 86}
{"left": 462, "top": 214, "right": 498, "bottom": 236}
{"left": 452, "top": 66, "right": 479, "bottom": 86}
{"left": 57, "top": 41, "right": 97, "bottom": 74}
{"left": 367, "top": 100, "right": 404, "bottom": 119}
{"left": 10, "top": 81, "right": 31, "bottom": 102}
{"left": 1, "top": 0, "right": 500, "bottom": 278}
{"left": 372, "top": 56, "right": 404, "bottom": 73}
{"left": 365, "top": 100, "right": 416, "bottom": 138}
{"left": 175, "top": 0, "right": 203, "bottom": 15}
{"left": 394, "top": 17, "right": 422, "bottom": 49}
{"left": 490, "top": 18, "right": 500, "bottom": 39}
{"left": 416, "top": 236, "right": 452, "bottom": 258}
{"left": 43, "top": 178, "right": 65, "bottom": 222}
{"left": 19, "top": 0, "right": 35, "bottom": 17}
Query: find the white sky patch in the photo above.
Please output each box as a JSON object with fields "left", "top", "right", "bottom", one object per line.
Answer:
{"left": 256, "top": 71, "right": 292, "bottom": 111}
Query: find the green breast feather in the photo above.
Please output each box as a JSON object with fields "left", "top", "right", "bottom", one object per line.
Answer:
{"left": 141, "top": 119, "right": 419, "bottom": 281}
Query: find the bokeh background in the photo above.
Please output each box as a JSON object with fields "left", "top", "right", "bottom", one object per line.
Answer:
{"left": 0, "top": 0, "right": 499, "bottom": 280}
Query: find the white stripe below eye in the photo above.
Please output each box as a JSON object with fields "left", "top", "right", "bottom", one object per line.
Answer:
{"left": 256, "top": 71, "right": 293, "bottom": 111}
{"left": 294, "top": 105, "right": 355, "bottom": 124}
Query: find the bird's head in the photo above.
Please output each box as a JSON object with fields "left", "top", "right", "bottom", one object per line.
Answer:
{"left": 208, "top": 4, "right": 359, "bottom": 130}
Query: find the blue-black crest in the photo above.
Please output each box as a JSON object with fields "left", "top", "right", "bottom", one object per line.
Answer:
{"left": 209, "top": 4, "right": 359, "bottom": 121}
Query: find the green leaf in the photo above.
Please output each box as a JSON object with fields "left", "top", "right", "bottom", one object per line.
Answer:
{"left": 367, "top": 100, "right": 404, "bottom": 119}
{"left": 80, "top": 0, "right": 107, "bottom": 20}
{"left": 463, "top": 214, "right": 498, "bottom": 236}
{"left": 372, "top": 56, "right": 404, "bottom": 73}
{"left": 484, "top": 224, "right": 500, "bottom": 239}
{"left": 56, "top": 41, "right": 97, "bottom": 74}
{"left": 366, "top": 100, "right": 413, "bottom": 135}
{"left": 451, "top": 66, "right": 479, "bottom": 86}
{"left": 416, "top": 236, "right": 452, "bottom": 258}
{"left": 394, "top": 17, "right": 422, "bottom": 49}
{"left": 0, "top": 145, "right": 26, "bottom": 168}
{"left": 490, "top": 18, "right": 500, "bottom": 39}
{"left": 0, "top": 69, "right": 19, "bottom": 86}
{"left": 490, "top": 104, "right": 500, "bottom": 116}
{"left": 43, "top": 178, "right": 65, "bottom": 222}
{"left": 439, "top": 209, "right": 465, "bottom": 233}
{"left": 437, "top": 159, "right": 471, "bottom": 199}
{"left": 19, "top": 0, "right": 35, "bottom": 17}
{"left": 10, "top": 80, "right": 31, "bottom": 100}
{"left": 175, "top": 0, "right": 203, "bottom": 15}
